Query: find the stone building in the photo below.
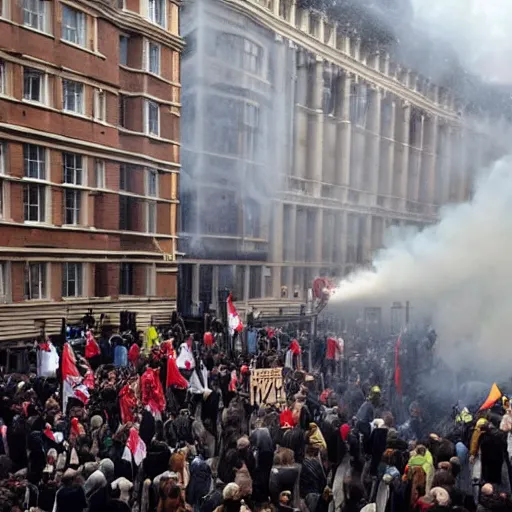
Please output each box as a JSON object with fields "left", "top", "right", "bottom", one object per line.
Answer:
{"left": 0, "top": 0, "right": 182, "bottom": 349}
{"left": 179, "top": 0, "right": 489, "bottom": 315}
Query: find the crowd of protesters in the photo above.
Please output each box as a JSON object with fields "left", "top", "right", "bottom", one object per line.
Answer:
{"left": 0, "top": 313, "right": 512, "bottom": 512}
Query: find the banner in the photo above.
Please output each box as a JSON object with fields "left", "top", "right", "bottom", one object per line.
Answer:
{"left": 250, "top": 368, "right": 285, "bottom": 406}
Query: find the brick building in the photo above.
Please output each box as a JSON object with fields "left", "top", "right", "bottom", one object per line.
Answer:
{"left": 0, "top": 0, "right": 182, "bottom": 347}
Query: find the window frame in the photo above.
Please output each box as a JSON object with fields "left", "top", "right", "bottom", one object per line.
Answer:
{"left": 62, "top": 152, "right": 83, "bottom": 185}
{"left": 145, "top": 168, "right": 158, "bottom": 197}
{"left": 62, "top": 262, "right": 83, "bottom": 298}
{"left": 23, "top": 144, "right": 46, "bottom": 180}
{"left": 147, "top": 40, "right": 161, "bottom": 75}
{"left": 147, "top": 0, "right": 166, "bottom": 28}
{"left": 62, "top": 79, "right": 85, "bottom": 115}
{"left": 0, "top": 60, "right": 6, "bottom": 96}
{"left": 146, "top": 200, "right": 156, "bottom": 233}
{"left": 145, "top": 100, "right": 160, "bottom": 136}
{"left": 23, "top": 262, "right": 47, "bottom": 300}
{"left": 119, "top": 35, "right": 129, "bottom": 66}
{"left": 119, "top": 262, "right": 133, "bottom": 295}
{"left": 61, "top": 4, "right": 87, "bottom": 47}
{"left": 23, "top": 183, "right": 46, "bottom": 223}
{"left": 0, "top": 263, "right": 7, "bottom": 303}
{"left": 95, "top": 159, "right": 106, "bottom": 189}
{"left": 23, "top": 67, "right": 46, "bottom": 104}
{"left": 22, "top": 0, "right": 48, "bottom": 33}
{"left": 93, "top": 88, "right": 106, "bottom": 122}
{"left": 64, "top": 189, "right": 81, "bottom": 225}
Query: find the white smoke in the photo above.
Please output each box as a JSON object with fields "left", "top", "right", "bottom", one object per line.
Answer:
{"left": 410, "top": 0, "right": 512, "bottom": 83}
{"left": 333, "top": 157, "right": 512, "bottom": 376}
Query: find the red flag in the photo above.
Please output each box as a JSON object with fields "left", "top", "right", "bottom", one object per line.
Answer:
{"left": 62, "top": 343, "right": 81, "bottom": 411}
{"left": 394, "top": 334, "right": 402, "bottom": 397}
{"left": 119, "top": 383, "right": 138, "bottom": 424}
{"left": 128, "top": 343, "right": 140, "bottom": 364}
{"left": 85, "top": 331, "right": 100, "bottom": 359}
{"left": 227, "top": 293, "right": 243, "bottom": 335}
{"left": 166, "top": 355, "right": 189, "bottom": 389}
{"left": 122, "top": 427, "right": 147, "bottom": 466}
{"left": 141, "top": 367, "right": 166, "bottom": 414}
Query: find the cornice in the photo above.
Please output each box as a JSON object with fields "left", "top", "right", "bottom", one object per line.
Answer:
{"left": 220, "top": 0, "right": 461, "bottom": 124}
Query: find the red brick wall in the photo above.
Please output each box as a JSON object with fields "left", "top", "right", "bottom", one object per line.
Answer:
{"left": 156, "top": 272, "right": 177, "bottom": 298}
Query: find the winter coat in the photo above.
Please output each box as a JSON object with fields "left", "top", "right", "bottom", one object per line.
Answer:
{"left": 235, "top": 463, "right": 252, "bottom": 498}
{"left": 299, "top": 456, "right": 327, "bottom": 498}
{"left": 269, "top": 464, "right": 301, "bottom": 508}
{"left": 479, "top": 428, "right": 507, "bottom": 485}
{"left": 407, "top": 451, "right": 434, "bottom": 492}
{"left": 186, "top": 456, "right": 212, "bottom": 506}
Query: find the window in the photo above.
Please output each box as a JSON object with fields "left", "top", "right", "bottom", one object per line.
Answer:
{"left": 0, "top": 263, "right": 7, "bottom": 303}
{"left": 24, "top": 184, "right": 46, "bottom": 222}
{"left": 22, "top": 0, "right": 48, "bottom": 33}
{"left": 146, "top": 41, "right": 160, "bottom": 74}
{"left": 145, "top": 100, "right": 159, "bottom": 136}
{"left": 95, "top": 159, "right": 105, "bottom": 188}
{"left": 146, "top": 201, "right": 156, "bottom": 232}
{"left": 148, "top": 0, "right": 165, "bottom": 27}
{"left": 243, "top": 103, "right": 259, "bottom": 159}
{"left": 63, "top": 152, "right": 83, "bottom": 185}
{"left": 119, "top": 196, "right": 135, "bottom": 230}
{"left": 62, "top": 80, "right": 84, "bottom": 114}
{"left": 214, "top": 34, "right": 263, "bottom": 76}
{"left": 119, "top": 164, "right": 131, "bottom": 191}
{"left": 62, "top": 262, "right": 83, "bottom": 297}
{"left": 119, "top": 35, "right": 129, "bottom": 66}
{"left": 118, "top": 94, "right": 126, "bottom": 127}
{"left": 24, "top": 144, "right": 46, "bottom": 179}
{"left": 94, "top": 89, "right": 106, "bottom": 121}
{"left": 145, "top": 169, "right": 158, "bottom": 197}
{"left": 24, "top": 263, "right": 47, "bottom": 300}
{"left": 120, "top": 263, "right": 133, "bottom": 295}
{"left": 63, "top": 153, "right": 83, "bottom": 225}
{"left": 62, "top": 5, "right": 86, "bottom": 47}
{"left": 0, "top": 60, "right": 5, "bottom": 95}
{"left": 23, "top": 67, "right": 45, "bottom": 103}
{"left": 0, "top": 142, "right": 4, "bottom": 176}
{"left": 117, "top": 0, "right": 124, "bottom": 8}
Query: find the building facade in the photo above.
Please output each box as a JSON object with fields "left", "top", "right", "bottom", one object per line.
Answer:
{"left": 0, "top": 0, "right": 182, "bottom": 344}
{"left": 180, "top": 0, "right": 487, "bottom": 315}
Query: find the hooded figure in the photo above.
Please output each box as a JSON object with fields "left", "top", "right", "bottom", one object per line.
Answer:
{"left": 186, "top": 455, "right": 212, "bottom": 509}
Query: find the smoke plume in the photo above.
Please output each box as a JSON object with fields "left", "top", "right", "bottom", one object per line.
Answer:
{"left": 333, "top": 158, "right": 512, "bottom": 376}
{"left": 410, "top": 0, "right": 512, "bottom": 83}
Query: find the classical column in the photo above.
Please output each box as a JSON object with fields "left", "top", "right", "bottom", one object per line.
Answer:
{"left": 192, "top": 264, "right": 200, "bottom": 314}
{"left": 337, "top": 72, "right": 352, "bottom": 198}
{"left": 286, "top": 203, "right": 297, "bottom": 262}
{"left": 272, "top": 0, "right": 279, "bottom": 16}
{"left": 294, "top": 49, "right": 308, "bottom": 179}
{"left": 423, "top": 114, "right": 438, "bottom": 205}
{"left": 384, "top": 99, "right": 396, "bottom": 202}
{"left": 289, "top": 0, "right": 296, "bottom": 25}
{"left": 314, "top": 208, "right": 323, "bottom": 264}
{"left": 243, "top": 265, "right": 250, "bottom": 302}
{"left": 366, "top": 86, "right": 381, "bottom": 201}
{"left": 335, "top": 210, "right": 347, "bottom": 266}
{"left": 362, "top": 215, "right": 372, "bottom": 263}
{"left": 308, "top": 56, "right": 324, "bottom": 195}
{"left": 409, "top": 113, "right": 424, "bottom": 203}
{"left": 399, "top": 101, "right": 411, "bottom": 208}
{"left": 211, "top": 266, "right": 219, "bottom": 310}
{"left": 271, "top": 201, "right": 284, "bottom": 296}
{"left": 442, "top": 125, "right": 453, "bottom": 205}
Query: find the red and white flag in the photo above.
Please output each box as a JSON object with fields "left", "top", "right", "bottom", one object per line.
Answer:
{"left": 61, "top": 343, "right": 81, "bottom": 411}
{"left": 227, "top": 293, "right": 243, "bottom": 335}
{"left": 122, "top": 427, "right": 147, "bottom": 466}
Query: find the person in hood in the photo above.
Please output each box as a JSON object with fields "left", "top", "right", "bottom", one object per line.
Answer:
{"left": 186, "top": 454, "right": 213, "bottom": 512}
